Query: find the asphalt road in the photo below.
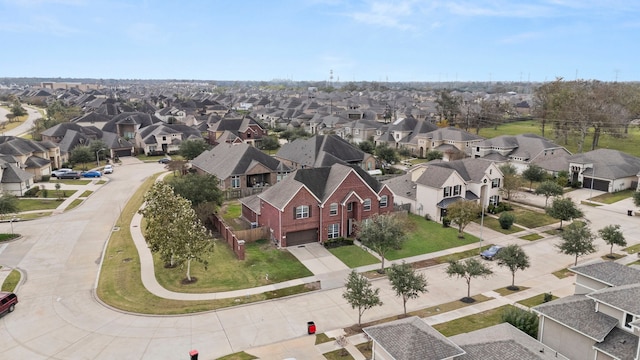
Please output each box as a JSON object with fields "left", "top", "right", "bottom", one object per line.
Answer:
{"left": 1, "top": 161, "right": 639, "bottom": 359}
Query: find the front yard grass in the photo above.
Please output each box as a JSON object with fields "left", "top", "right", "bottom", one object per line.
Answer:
{"left": 64, "top": 199, "right": 83, "bottom": 211}
{"left": 50, "top": 179, "right": 92, "bottom": 185}
{"left": 409, "top": 294, "right": 492, "bottom": 318}
{"left": 433, "top": 305, "right": 514, "bottom": 337}
{"left": 323, "top": 349, "right": 354, "bottom": 360}
{"left": 328, "top": 245, "right": 379, "bottom": 268}
{"left": 38, "top": 190, "right": 78, "bottom": 198}
{"left": 519, "top": 233, "right": 543, "bottom": 241}
{"left": 315, "top": 333, "right": 334, "bottom": 345}
{"left": 386, "top": 214, "right": 479, "bottom": 260}
{"left": 589, "top": 189, "right": 634, "bottom": 204}
{"left": 517, "top": 293, "right": 559, "bottom": 308}
{"left": 17, "top": 198, "right": 62, "bottom": 211}
{"left": 625, "top": 243, "right": 640, "bottom": 255}
{"left": 509, "top": 204, "right": 558, "bottom": 228}
{"left": 552, "top": 268, "right": 575, "bottom": 279}
{"left": 0, "top": 233, "right": 20, "bottom": 242}
{"left": 155, "top": 238, "right": 313, "bottom": 293}
{"left": 493, "top": 286, "right": 530, "bottom": 296}
{"left": 474, "top": 215, "right": 525, "bottom": 234}
{"left": 216, "top": 352, "right": 258, "bottom": 360}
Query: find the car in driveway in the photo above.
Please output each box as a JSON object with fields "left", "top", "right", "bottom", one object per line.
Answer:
{"left": 481, "top": 245, "right": 503, "bottom": 260}
{"left": 158, "top": 158, "right": 171, "bottom": 164}
{"left": 103, "top": 164, "right": 113, "bottom": 174}
{"left": 82, "top": 170, "right": 102, "bottom": 178}
{"left": 0, "top": 292, "right": 18, "bottom": 315}
{"left": 51, "top": 168, "right": 73, "bottom": 177}
{"left": 57, "top": 171, "right": 82, "bottom": 179}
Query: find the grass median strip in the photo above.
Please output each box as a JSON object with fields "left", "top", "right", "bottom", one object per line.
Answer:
{"left": 433, "top": 304, "right": 514, "bottom": 337}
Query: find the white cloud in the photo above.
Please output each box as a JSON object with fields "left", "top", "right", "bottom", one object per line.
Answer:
{"left": 349, "top": 0, "right": 418, "bottom": 30}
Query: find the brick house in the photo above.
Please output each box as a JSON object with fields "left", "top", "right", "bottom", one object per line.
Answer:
{"left": 240, "top": 163, "right": 394, "bottom": 247}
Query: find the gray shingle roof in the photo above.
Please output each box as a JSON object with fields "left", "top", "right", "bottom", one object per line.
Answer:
{"left": 275, "top": 134, "right": 368, "bottom": 168}
{"left": 383, "top": 173, "right": 416, "bottom": 200}
{"left": 533, "top": 295, "right": 618, "bottom": 341}
{"left": 570, "top": 261, "right": 640, "bottom": 287}
{"left": 569, "top": 149, "right": 640, "bottom": 180}
{"left": 593, "top": 327, "right": 638, "bottom": 360}
{"left": 191, "top": 143, "right": 289, "bottom": 180}
{"left": 363, "top": 316, "right": 465, "bottom": 360}
{"left": 1, "top": 163, "right": 34, "bottom": 183}
{"left": 415, "top": 166, "right": 456, "bottom": 188}
{"left": 588, "top": 283, "right": 640, "bottom": 315}
{"left": 429, "top": 158, "right": 493, "bottom": 183}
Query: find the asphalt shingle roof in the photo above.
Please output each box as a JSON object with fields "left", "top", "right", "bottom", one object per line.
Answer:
{"left": 593, "top": 327, "right": 638, "bottom": 360}
{"left": 570, "top": 261, "right": 640, "bottom": 287}
{"left": 569, "top": 148, "right": 640, "bottom": 180}
{"left": 588, "top": 283, "right": 640, "bottom": 315}
{"left": 191, "top": 143, "right": 289, "bottom": 180}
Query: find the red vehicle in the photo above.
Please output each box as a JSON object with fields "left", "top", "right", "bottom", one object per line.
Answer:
{"left": 0, "top": 292, "right": 18, "bottom": 315}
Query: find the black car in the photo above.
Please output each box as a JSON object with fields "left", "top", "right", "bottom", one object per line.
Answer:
{"left": 57, "top": 171, "right": 81, "bottom": 179}
{"left": 158, "top": 158, "right": 171, "bottom": 164}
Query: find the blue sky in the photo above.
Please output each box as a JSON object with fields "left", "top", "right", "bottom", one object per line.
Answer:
{"left": 1, "top": 0, "right": 638, "bottom": 82}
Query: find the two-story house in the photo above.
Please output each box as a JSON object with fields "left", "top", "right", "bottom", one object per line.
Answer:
{"left": 0, "top": 136, "right": 61, "bottom": 180}
{"left": 405, "top": 127, "right": 485, "bottom": 160}
{"left": 206, "top": 115, "right": 267, "bottom": 147}
{"left": 240, "top": 163, "right": 394, "bottom": 247}
{"left": 533, "top": 261, "right": 640, "bottom": 360}
{"left": 135, "top": 123, "right": 202, "bottom": 155}
{"left": 275, "top": 134, "right": 377, "bottom": 171}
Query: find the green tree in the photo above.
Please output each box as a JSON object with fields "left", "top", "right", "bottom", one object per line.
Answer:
{"left": 259, "top": 135, "right": 280, "bottom": 152}
{"left": 375, "top": 144, "right": 399, "bottom": 165}
{"left": 445, "top": 258, "right": 493, "bottom": 302}
{"left": 387, "top": 261, "right": 428, "bottom": 315}
{"left": 139, "top": 182, "right": 213, "bottom": 280}
{"left": 545, "top": 197, "right": 583, "bottom": 229}
{"left": 89, "top": 140, "right": 109, "bottom": 164}
{"left": 498, "top": 212, "right": 515, "bottom": 229}
{"left": 0, "top": 194, "right": 18, "bottom": 219}
{"left": 69, "top": 145, "right": 93, "bottom": 169}
{"left": 425, "top": 150, "right": 443, "bottom": 161}
{"left": 557, "top": 222, "right": 596, "bottom": 266}
{"left": 446, "top": 200, "right": 481, "bottom": 238}
{"left": 358, "top": 140, "right": 375, "bottom": 154}
{"left": 598, "top": 224, "right": 626, "bottom": 258}
{"left": 357, "top": 214, "right": 406, "bottom": 272}
{"left": 10, "top": 100, "right": 27, "bottom": 119}
{"left": 179, "top": 139, "right": 210, "bottom": 160}
{"left": 522, "top": 164, "right": 547, "bottom": 191}
{"left": 499, "top": 164, "right": 523, "bottom": 200}
{"left": 342, "top": 270, "right": 382, "bottom": 326}
{"left": 166, "top": 173, "right": 223, "bottom": 207}
{"left": 495, "top": 244, "right": 530, "bottom": 289}
{"left": 502, "top": 306, "right": 538, "bottom": 338}
{"left": 535, "top": 180, "right": 564, "bottom": 207}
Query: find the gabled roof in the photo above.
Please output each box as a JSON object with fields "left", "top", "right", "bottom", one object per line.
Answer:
{"left": 593, "top": 327, "right": 638, "bottom": 360}
{"left": 56, "top": 130, "right": 90, "bottom": 154}
{"left": 588, "top": 283, "right": 640, "bottom": 315}
{"left": 191, "top": 143, "right": 290, "bottom": 180}
{"left": 0, "top": 163, "right": 34, "bottom": 183}
{"left": 415, "top": 166, "right": 458, "bottom": 188}
{"left": 570, "top": 261, "right": 640, "bottom": 287}
{"left": 569, "top": 149, "right": 640, "bottom": 180}
{"left": 533, "top": 295, "right": 618, "bottom": 341}
{"left": 101, "top": 131, "right": 134, "bottom": 149}
{"left": 137, "top": 123, "right": 202, "bottom": 145}
{"left": 102, "top": 112, "right": 162, "bottom": 133}
{"left": 479, "top": 134, "right": 568, "bottom": 161}
{"left": 428, "top": 158, "right": 496, "bottom": 183}
{"left": 383, "top": 173, "right": 416, "bottom": 200}
{"left": 363, "top": 316, "right": 465, "bottom": 360}
{"left": 276, "top": 134, "right": 369, "bottom": 168}
{"left": 0, "top": 136, "right": 50, "bottom": 156}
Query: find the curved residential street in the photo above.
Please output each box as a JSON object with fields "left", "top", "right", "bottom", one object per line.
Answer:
{"left": 1, "top": 160, "right": 640, "bottom": 359}
{"left": 0, "top": 105, "right": 42, "bottom": 137}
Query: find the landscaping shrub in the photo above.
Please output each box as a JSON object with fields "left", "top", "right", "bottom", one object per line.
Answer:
{"left": 543, "top": 292, "right": 553, "bottom": 303}
{"left": 501, "top": 306, "right": 538, "bottom": 338}
{"left": 323, "top": 238, "right": 354, "bottom": 249}
{"left": 499, "top": 212, "right": 515, "bottom": 229}
{"left": 495, "top": 202, "right": 513, "bottom": 213}
{"left": 41, "top": 175, "right": 50, "bottom": 182}
{"left": 442, "top": 217, "right": 451, "bottom": 228}
{"left": 42, "top": 189, "right": 49, "bottom": 198}
{"left": 23, "top": 186, "right": 40, "bottom": 197}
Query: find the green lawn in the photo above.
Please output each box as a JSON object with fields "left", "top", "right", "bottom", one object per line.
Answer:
{"left": 589, "top": 189, "right": 634, "bottom": 204}
{"left": 552, "top": 268, "right": 574, "bottom": 279}
{"left": 517, "top": 293, "right": 559, "bottom": 308}
{"left": 474, "top": 215, "right": 525, "bottom": 234}
{"left": 216, "top": 352, "right": 258, "bottom": 360}
{"left": 80, "top": 190, "right": 93, "bottom": 197}
{"left": 154, "top": 239, "right": 313, "bottom": 293}
{"left": 386, "top": 214, "right": 479, "bottom": 260}
{"left": 1, "top": 269, "right": 21, "bottom": 292}
{"left": 433, "top": 305, "right": 514, "bottom": 337}
{"left": 0, "top": 233, "right": 20, "bottom": 242}
{"left": 493, "top": 286, "right": 530, "bottom": 296}
{"left": 16, "top": 198, "right": 63, "bottom": 211}
{"left": 315, "top": 333, "right": 335, "bottom": 345}
{"left": 39, "top": 190, "right": 78, "bottom": 198}
{"left": 625, "top": 243, "right": 640, "bottom": 255}
{"left": 328, "top": 245, "right": 380, "bottom": 268}
{"left": 323, "top": 349, "right": 354, "bottom": 360}
{"left": 50, "top": 179, "right": 92, "bottom": 185}
{"left": 519, "top": 233, "right": 544, "bottom": 241}
{"left": 508, "top": 205, "right": 558, "bottom": 228}
{"left": 65, "top": 199, "right": 83, "bottom": 211}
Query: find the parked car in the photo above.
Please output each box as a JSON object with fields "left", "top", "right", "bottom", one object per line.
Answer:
{"left": 82, "top": 170, "right": 102, "bottom": 178}
{"left": 158, "top": 158, "right": 171, "bottom": 164}
{"left": 57, "top": 171, "right": 81, "bottom": 179}
{"left": 51, "top": 168, "right": 73, "bottom": 177}
{"left": 103, "top": 164, "right": 113, "bottom": 174}
{"left": 0, "top": 292, "right": 18, "bottom": 315}
{"left": 481, "top": 245, "right": 503, "bottom": 260}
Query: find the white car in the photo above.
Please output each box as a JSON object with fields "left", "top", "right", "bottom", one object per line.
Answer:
{"left": 103, "top": 165, "right": 113, "bottom": 174}
{"left": 51, "top": 168, "right": 73, "bottom": 177}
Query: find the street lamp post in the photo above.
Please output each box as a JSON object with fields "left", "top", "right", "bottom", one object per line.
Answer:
{"left": 10, "top": 217, "right": 16, "bottom": 235}
{"left": 96, "top": 148, "right": 106, "bottom": 167}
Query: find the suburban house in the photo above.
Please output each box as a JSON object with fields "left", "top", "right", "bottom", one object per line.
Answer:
{"left": 191, "top": 142, "right": 292, "bottom": 198}
{"left": 135, "top": 123, "right": 202, "bottom": 155}
{"left": 101, "top": 112, "right": 163, "bottom": 141}
{"left": 275, "top": 134, "right": 376, "bottom": 171}
{"left": 472, "top": 134, "right": 571, "bottom": 173}
{"left": 384, "top": 158, "right": 503, "bottom": 221}
{"left": 0, "top": 136, "right": 61, "bottom": 180}
{"left": 0, "top": 157, "right": 35, "bottom": 196}
{"left": 533, "top": 261, "right": 640, "bottom": 360}
{"left": 206, "top": 114, "right": 267, "bottom": 147}
{"left": 239, "top": 163, "right": 394, "bottom": 247}
{"left": 567, "top": 149, "right": 640, "bottom": 193}
{"left": 375, "top": 117, "right": 438, "bottom": 149}
{"left": 364, "top": 317, "right": 566, "bottom": 360}
{"left": 336, "top": 119, "right": 384, "bottom": 144}
{"left": 404, "top": 127, "right": 485, "bottom": 161}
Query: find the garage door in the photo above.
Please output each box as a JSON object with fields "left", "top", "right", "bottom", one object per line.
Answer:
{"left": 286, "top": 229, "right": 318, "bottom": 247}
{"left": 114, "top": 149, "right": 132, "bottom": 157}
{"left": 583, "top": 177, "right": 609, "bottom": 192}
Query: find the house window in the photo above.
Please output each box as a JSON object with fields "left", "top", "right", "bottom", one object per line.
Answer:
{"left": 328, "top": 223, "right": 340, "bottom": 239}
{"left": 380, "top": 195, "right": 388, "bottom": 208}
{"left": 295, "top": 205, "right": 310, "bottom": 219}
{"left": 491, "top": 178, "right": 500, "bottom": 188}
{"left": 453, "top": 185, "right": 462, "bottom": 196}
{"left": 330, "top": 203, "right": 338, "bottom": 216}
{"left": 444, "top": 186, "right": 452, "bottom": 197}
{"left": 489, "top": 195, "right": 500, "bottom": 206}
{"left": 625, "top": 313, "right": 634, "bottom": 329}
{"left": 347, "top": 202, "right": 353, "bottom": 211}
{"left": 162, "top": 136, "right": 166, "bottom": 141}
{"left": 363, "top": 198, "right": 371, "bottom": 211}
{"left": 231, "top": 176, "right": 240, "bottom": 188}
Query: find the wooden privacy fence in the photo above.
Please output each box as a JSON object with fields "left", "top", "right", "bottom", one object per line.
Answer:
{"left": 210, "top": 213, "right": 269, "bottom": 260}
